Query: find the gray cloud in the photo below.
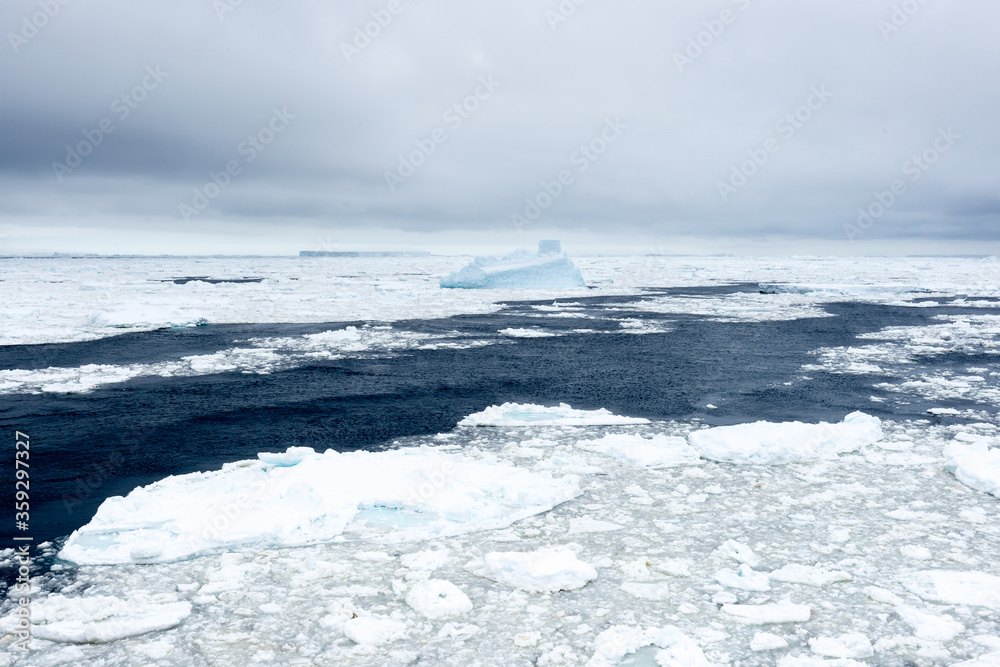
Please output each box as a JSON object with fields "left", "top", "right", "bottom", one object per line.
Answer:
{"left": 1, "top": 0, "right": 998, "bottom": 252}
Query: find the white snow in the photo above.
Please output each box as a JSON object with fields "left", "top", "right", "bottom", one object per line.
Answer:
{"left": 0, "top": 595, "right": 192, "bottom": 644}
{"left": 715, "top": 540, "right": 760, "bottom": 567}
{"left": 465, "top": 547, "right": 597, "bottom": 593}
{"left": 404, "top": 580, "right": 473, "bottom": 619}
{"left": 721, "top": 600, "right": 812, "bottom": 624}
{"left": 945, "top": 439, "right": 1000, "bottom": 498}
{"left": 59, "top": 445, "right": 580, "bottom": 565}
{"left": 440, "top": 240, "right": 586, "bottom": 289}
{"left": 577, "top": 433, "right": 701, "bottom": 468}
{"left": 895, "top": 605, "right": 965, "bottom": 641}
{"left": 458, "top": 402, "right": 649, "bottom": 427}
{"left": 342, "top": 616, "right": 407, "bottom": 645}
{"left": 688, "top": 412, "right": 883, "bottom": 464}
{"left": 904, "top": 570, "right": 1000, "bottom": 609}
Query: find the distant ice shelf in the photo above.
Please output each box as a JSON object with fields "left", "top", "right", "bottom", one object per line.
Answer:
{"left": 439, "top": 240, "right": 586, "bottom": 289}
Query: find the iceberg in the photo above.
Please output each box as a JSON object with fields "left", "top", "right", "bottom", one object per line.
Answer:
{"left": 439, "top": 240, "right": 586, "bottom": 289}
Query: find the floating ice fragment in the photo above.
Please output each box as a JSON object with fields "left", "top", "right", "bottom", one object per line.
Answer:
{"left": 567, "top": 518, "right": 624, "bottom": 535}
{"left": 620, "top": 582, "right": 671, "bottom": 600}
{"left": 721, "top": 600, "right": 811, "bottom": 624}
{"left": 809, "top": 633, "right": 873, "bottom": 659}
{"left": 60, "top": 446, "right": 580, "bottom": 564}
{"left": 342, "top": 616, "right": 406, "bottom": 645}
{"left": 895, "top": 605, "right": 965, "bottom": 641}
{"left": 578, "top": 433, "right": 701, "bottom": 468}
{"left": 440, "top": 240, "right": 586, "bottom": 289}
{"left": 466, "top": 547, "right": 597, "bottom": 593}
{"left": 950, "top": 651, "right": 1000, "bottom": 667}
{"left": 770, "top": 564, "right": 851, "bottom": 586}
{"left": 401, "top": 548, "right": 450, "bottom": 571}
{"left": 751, "top": 632, "right": 789, "bottom": 651}
{"left": 715, "top": 540, "right": 760, "bottom": 567}
{"left": 0, "top": 595, "right": 192, "bottom": 644}
{"left": 515, "top": 631, "right": 542, "bottom": 647}
{"left": 904, "top": 570, "right": 1000, "bottom": 609}
{"left": 900, "top": 544, "right": 932, "bottom": 560}
{"left": 586, "top": 625, "right": 711, "bottom": 667}
{"left": 458, "top": 402, "right": 649, "bottom": 427}
{"left": 715, "top": 564, "right": 770, "bottom": 591}
{"left": 778, "top": 656, "right": 868, "bottom": 667}
{"left": 688, "top": 412, "right": 883, "bottom": 464}
{"left": 944, "top": 440, "right": 1000, "bottom": 498}
{"left": 405, "top": 580, "right": 473, "bottom": 619}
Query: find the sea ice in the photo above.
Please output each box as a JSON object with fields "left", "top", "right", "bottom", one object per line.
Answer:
{"left": 59, "top": 446, "right": 580, "bottom": 565}
{"left": 465, "top": 547, "right": 597, "bottom": 593}
{"left": 586, "top": 625, "right": 711, "bottom": 667}
{"left": 342, "top": 615, "right": 406, "bottom": 645}
{"left": 404, "top": 580, "right": 473, "bottom": 619}
{"left": 688, "top": 412, "right": 883, "bottom": 464}
{"left": 895, "top": 605, "right": 965, "bottom": 641}
{"left": 439, "top": 240, "right": 586, "bottom": 289}
{"left": 904, "top": 570, "right": 1000, "bottom": 609}
{"left": 0, "top": 595, "right": 192, "bottom": 644}
{"left": 769, "top": 564, "right": 852, "bottom": 586}
{"left": 751, "top": 632, "right": 789, "bottom": 651}
{"left": 458, "top": 402, "right": 650, "bottom": 427}
{"left": 577, "top": 433, "right": 701, "bottom": 468}
{"left": 944, "top": 439, "right": 1000, "bottom": 497}
{"left": 721, "top": 600, "right": 811, "bottom": 624}
{"left": 714, "top": 564, "right": 771, "bottom": 591}
{"left": 808, "top": 632, "right": 873, "bottom": 659}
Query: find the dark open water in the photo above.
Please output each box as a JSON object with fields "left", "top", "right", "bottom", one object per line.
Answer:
{"left": 2, "top": 284, "right": 998, "bottom": 550}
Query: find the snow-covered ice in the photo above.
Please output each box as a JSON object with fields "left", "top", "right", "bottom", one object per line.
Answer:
{"left": 59, "top": 445, "right": 581, "bottom": 565}
{"left": 459, "top": 402, "right": 650, "bottom": 427}
{"left": 404, "top": 580, "right": 473, "bottom": 619}
{"left": 808, "top": 632, "right": 873, "bottom": 659}
{"left": 439, "top": 240, "right": 586, "bottom": 289}
{"left": 465, "top": 547, "right": 597, "bottom": 593}
{"left": 720, "top": 600, "right": 812, "bottom": 624}
{"left": 688, "top": 412, "right": 883, "bottom": 464}
{"left": 945, "top": 437, "right": 1000, "bottom": 497}
{"left": 578, "top": 433, "right": 701, "bottom": 468}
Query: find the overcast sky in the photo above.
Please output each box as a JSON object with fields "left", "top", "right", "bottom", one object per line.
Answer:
{"left": 1, "top": 0, "right": 998, "bottom": 255}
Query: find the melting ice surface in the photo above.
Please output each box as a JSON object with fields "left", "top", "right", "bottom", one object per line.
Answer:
{"left": 439, "top": 240, "right": 586, "bottom": 289}
{"left": 6, "top": 402, "right": 1000, "bottom": 666}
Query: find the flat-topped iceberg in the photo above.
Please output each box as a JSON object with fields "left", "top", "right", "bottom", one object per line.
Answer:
{"left": 59, "top": 446, "right": 580, "bottom": 565}
{"left": 440, "top": 240, "right": 585, "bottom": 289}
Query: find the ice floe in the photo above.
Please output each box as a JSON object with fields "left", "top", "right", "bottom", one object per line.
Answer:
{"left": 458, "top": 402, "right": 650, "bottom": 427}
{"left": 465, "top": 547, "right": 597, "bottom": 593}
{"left": 59, "top": 445, "right": 580, "bottom": 565}
{"left": 688, "top": 412, "right": 883, "bottom": 464}
{"left": 720, "top": 600, "right": 812, "bottom": 624}
{"left": 945, "top": 437, "right": 1000, "bottom": 497}
{"left": 577, "top": 433, "right": 701, "bottom": 468}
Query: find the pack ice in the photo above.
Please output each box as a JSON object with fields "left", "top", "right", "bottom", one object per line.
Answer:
{"left": 58, "top": 445, "right": 580, "bottom": 565}
{"left": 439, "top": 240, "right": 586, "bottom": 289}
